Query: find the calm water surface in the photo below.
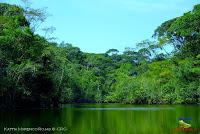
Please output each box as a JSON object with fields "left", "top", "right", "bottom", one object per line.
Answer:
{"left": 0, "top": 104, "right": 199, "bottom": 134}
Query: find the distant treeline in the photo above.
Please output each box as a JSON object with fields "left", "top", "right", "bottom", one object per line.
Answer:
{"left": 0, "top": 3, "right": 199, "bottom": 109}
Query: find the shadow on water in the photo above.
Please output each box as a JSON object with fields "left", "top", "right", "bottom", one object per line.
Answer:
{"left": 0, "top": 104, "right": 199, "bottom": 134}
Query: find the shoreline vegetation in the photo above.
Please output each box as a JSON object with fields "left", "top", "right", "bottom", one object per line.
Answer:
{"left": 0, "top": 3, "right": 199, "bottom": 109}
{"left": 1, "top": 103, "right": 199, "bottom": 112}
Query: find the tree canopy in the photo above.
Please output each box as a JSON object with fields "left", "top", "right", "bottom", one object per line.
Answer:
{"left": 0, "top": 3, "right": 199, "bottom": 109}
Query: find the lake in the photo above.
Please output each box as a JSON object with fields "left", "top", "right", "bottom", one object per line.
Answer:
{"left": 0, "top": 104, "right": 199, "bottom": 134}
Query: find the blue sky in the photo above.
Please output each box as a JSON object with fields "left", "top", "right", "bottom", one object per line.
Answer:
{"left": 2, "top": 0, "right": 199, "bottom": 53}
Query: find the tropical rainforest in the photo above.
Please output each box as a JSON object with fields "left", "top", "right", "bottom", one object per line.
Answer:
{"left": 0, "top": 3, "right": 199, "bottom": 109}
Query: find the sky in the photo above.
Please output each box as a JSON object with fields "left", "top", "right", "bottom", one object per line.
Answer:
{"left": 1, "top": 0, "right": 199, "bottom": 53}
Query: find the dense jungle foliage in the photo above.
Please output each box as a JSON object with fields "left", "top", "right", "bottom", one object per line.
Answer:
{"left": 0, "top": 3, "right": 199, "bottom": 109}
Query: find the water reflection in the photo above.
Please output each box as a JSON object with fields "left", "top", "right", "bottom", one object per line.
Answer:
{"left": 0, "top": 104, "right": 199, "bottom": 134}
{"left": 83, "top": 107, "right": 175, "bottom": 110}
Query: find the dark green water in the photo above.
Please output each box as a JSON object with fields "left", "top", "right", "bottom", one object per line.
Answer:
{"left": 0, "top": 104, "right": 200, "bottom": 134}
